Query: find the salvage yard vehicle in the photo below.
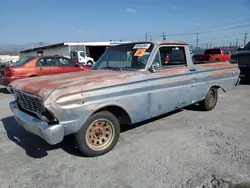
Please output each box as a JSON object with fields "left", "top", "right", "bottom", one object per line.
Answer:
{"left": 8, "top": 41, "right": 240, "bottom": 157}
{"left": 193, "top": 47, "right": 231, "bottom": 63}
{"left": 230, "top": 50, "right": 250, "bottom": 79}
{"left": 0, "top": 55, "right": 90, "bottom": 86}
{"left": 230, "top": 41, "right": 250, "bottom": 79}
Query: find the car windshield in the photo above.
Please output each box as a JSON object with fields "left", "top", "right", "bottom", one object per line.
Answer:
{"left": 91, "top": 43, "right": 154, "bottom": 71}
{"left": 13, "top": 56, "right": 34, "bottom": 67}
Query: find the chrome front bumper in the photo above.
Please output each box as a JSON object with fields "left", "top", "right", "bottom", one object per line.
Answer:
{"left": 9, "top": 101, "right": 64, "bottom": 145}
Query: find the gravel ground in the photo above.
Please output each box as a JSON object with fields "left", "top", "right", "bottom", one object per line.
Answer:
{"left": 0, "top": 84, "right": 250, "bottom": 188}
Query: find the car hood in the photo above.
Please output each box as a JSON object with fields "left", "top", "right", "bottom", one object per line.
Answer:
{"left": 9, "top": 70, "right": 146, "bottom": 99}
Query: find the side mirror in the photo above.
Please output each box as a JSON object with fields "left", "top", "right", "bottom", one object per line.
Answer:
{"left": 149, "top": 62, "right": 160, "bottom": 73}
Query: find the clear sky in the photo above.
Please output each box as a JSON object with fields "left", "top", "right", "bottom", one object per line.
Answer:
{"left": 1, "top": 0, "right": 250, "bottom": 47}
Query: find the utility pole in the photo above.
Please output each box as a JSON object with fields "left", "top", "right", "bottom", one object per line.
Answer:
{"left": 210, "top": 40, "right": 212, "bottom": 48}
{"left": 196, "top": 33, "right": 199, "bottom": 48}
{"left": 160, "top": 32, "right": 166, "bottom": 40}
{"left": 204, "top": 43, "right": 208, "bottom": 49}
{"left": 243, "top": 33, "right": 247, "bottom": 46}
{"left": 149, "top": 36, "right": 152, "bottom": 41}
{"left": 235, "top": 38, "right": 238, "bottom": 48}
{"left": 229, "top": 42, "right": 232, "bottom": 47}
{"left": 145, "top": 32, "right": 148, "bottom": 41}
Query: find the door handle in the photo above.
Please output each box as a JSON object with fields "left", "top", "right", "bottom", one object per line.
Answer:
{"left": 40, "top": 67, "right": 43, "bottom": 70}
{"left": 189, "top": 68, "right": 196, "bottom": 71}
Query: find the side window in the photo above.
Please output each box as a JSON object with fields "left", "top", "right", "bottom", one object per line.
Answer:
{"left": 58, "top": 57, "right": 76, "bottom": 66}
{"left": 80, "top": 52, "right": 85, "bottom": 58}
{"left": 223, "top": 49, "right": 229, "bottom": 54}
{"left": 36, "top": 58, "right": 57, "bottom": 67}
{"left": 159, "top": 46, "right": 186, "bottom": 68}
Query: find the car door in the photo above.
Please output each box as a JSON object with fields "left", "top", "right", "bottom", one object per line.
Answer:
{"left": 36, "top": 57, "right": 61, "bottom": 75}
{"left": 147, "top": 45, "right": 194, "bottom": 118}
{"left": 57, "top": 57, "right": 81, "bottom": 73}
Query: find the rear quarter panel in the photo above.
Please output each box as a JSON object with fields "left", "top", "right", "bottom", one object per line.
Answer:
{"left": 12, "top": 59, "right": 38, "bottom": 78}
{"left": 193, "top": 62, "right": 240, "bottom": 102}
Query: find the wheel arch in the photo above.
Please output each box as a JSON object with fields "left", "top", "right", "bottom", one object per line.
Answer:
{"left": 208, "top": 85, "right": 225, "bottom": 93}
{"left": 91, "top": 105, "right": 132, "bottom": 126}
{"left": 211, "top": 85, "right": 225, "bottom": 91}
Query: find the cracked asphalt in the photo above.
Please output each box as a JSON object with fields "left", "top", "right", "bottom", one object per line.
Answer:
{"left": 0, "top": 83, "right": 250, "bottom": 188}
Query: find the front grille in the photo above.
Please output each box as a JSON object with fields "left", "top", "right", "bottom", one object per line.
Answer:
{"left": 14, "top": 90, "right": 45, "bottom": 114}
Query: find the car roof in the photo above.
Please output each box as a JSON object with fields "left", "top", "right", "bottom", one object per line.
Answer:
{"left": 152, "top": 41, "right": 188, "bottom": 45}
{"left": 28, "top": 55, "right": 66, "bottom": 59}
{"left": 108, "top": 41, "right": 188, "bottom": 48}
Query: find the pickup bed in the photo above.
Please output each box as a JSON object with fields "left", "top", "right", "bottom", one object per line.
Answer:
{"left": 193, "top": 48, "right": 231, "bottom": 63}
{"left": 8, "top": 41, "right": 240, "bottom": 157}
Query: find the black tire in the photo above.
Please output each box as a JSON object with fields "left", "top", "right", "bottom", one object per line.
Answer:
{"left": 75, "top": 111, "right": 120, "bottom": 157}
{"left": 199, "top": 87, "right": 218, "bottom": 111}
{"left": 87, "top": 61, "right": 93, "bottom": 66}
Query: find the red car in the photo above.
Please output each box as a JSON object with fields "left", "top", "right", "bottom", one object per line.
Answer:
{"left": 193, "top": 48, "right": 231, "bottom": 63}
{"left": 0, "top": 55, "right": 90, "bottom": 86}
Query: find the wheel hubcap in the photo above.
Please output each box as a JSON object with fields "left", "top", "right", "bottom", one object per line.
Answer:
{"left": 207, "top": 90, "right": 215, "bottom": 106}
{"left": 86, "top": 119, "right": 114, "bottom": 151}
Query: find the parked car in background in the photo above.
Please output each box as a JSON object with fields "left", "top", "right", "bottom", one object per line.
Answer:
{"left": 193, "top": 48, "right": 231, "bottom": 63}
{"left": 0, "top": 55, "right": 90, "bottom": 86}
{"left": 8, "top": 41, "right": 240, "bottom": 157}
{"left": 230, "top": 50, "right": 250, "bottom": 79}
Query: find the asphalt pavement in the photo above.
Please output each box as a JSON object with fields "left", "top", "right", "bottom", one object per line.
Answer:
{"left": 0, "top": 84, "right": 250, "bottom": 188}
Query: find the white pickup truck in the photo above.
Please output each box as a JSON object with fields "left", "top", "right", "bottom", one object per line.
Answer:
{"left": 70, "top": 51, "right": 94, "bottom": 66}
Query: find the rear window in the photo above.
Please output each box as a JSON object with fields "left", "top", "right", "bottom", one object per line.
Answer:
{"left": 204, "top": 49, "right": 221, "bottom": 54}
{"left": 13, "top": 57, "right": 35, "bottom": 67}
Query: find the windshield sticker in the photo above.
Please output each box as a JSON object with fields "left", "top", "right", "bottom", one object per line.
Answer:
{"left": 134, "top": 48, "right": 146, "bottom": 56}
{"left": 133, "top": 44, "right": 151, "bottom": 49}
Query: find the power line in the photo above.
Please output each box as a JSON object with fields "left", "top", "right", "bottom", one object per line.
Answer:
{"left": 166, "top": 24, "right": 250, "bottom": 36}
{"left": 180, "top": 19, "right": 250, "bottom": 33}
{"left": 198, "top": 32, "right": 247, "bottom": 42}
{"left": 201, "top": 37, "right": 244, "bottom": 44}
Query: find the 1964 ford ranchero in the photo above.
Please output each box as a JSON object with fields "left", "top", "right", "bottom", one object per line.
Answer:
{"left": 8, "top": 41, "right": 240, "bottom": 157}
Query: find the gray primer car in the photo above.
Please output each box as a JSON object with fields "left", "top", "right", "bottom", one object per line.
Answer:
{"left": 8, "top": 41, "right": 240, "bottom": 157}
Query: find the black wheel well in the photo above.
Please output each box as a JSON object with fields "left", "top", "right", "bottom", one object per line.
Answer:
{"left": 210, "top": 85, "right": 225, "bottom": 92}
{"left": 29, "top": 75, "right": 38, "bottom": 77}
{"left": 93, "top": 105, "right": 131, "bottom": 126}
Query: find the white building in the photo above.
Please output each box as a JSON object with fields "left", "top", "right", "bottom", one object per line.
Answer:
{"left": 0, "top": 55, "right": 19, "bottom": 62}
{"left": 19, "top": 40, "right": 130, "bottom": 62}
